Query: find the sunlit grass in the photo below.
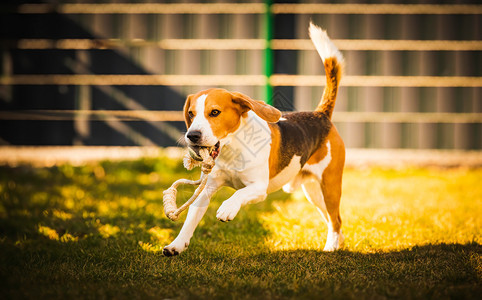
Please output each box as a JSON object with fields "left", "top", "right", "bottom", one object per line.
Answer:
{"left": 0, "top": 156, "right": 480, "bottom": 299}
{"left": 262, "top": 168, "right": 481, "bottom": 252}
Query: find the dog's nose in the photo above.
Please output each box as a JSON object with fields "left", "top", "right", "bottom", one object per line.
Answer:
{"left": 186, "top": 130, "right": 202, "bottom": 143}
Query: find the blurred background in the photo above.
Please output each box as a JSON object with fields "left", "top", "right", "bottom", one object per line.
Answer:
{"left": 0, "top": 0, "right": 480, "bottom": 152}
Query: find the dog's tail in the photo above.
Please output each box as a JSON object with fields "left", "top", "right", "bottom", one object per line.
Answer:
{"left": 309, "top": 22, "right": 344, "bottom": 119}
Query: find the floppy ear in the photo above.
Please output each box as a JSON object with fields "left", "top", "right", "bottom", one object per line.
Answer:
{"left": 183, "top": 94, "right": 194, "bottom": 128}
{"left": 230, "top": 92, "right": 281, "bottom": 123}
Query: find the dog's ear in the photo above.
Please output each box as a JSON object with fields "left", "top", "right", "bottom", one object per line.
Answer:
{"left": 183, "top": 94, "right": 194, "bottom": 128}
{"left": 230, "top": 92, "right": 281, "bottom": 123}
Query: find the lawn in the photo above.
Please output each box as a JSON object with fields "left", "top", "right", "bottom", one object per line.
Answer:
{"left": 0, "top": 154, "right": 480, "bottom": 299}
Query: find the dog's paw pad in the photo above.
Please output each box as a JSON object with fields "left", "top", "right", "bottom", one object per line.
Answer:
{"left": 163, "top": 247, "right": 179, "bottom": 257}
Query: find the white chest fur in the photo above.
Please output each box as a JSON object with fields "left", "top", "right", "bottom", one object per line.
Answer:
{"left": 214, "top": 111, "right": 272, "bottom": 189}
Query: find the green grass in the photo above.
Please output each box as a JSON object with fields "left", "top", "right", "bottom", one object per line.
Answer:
{"left": 0, "top": 156, "right": 480, "bottom": 299}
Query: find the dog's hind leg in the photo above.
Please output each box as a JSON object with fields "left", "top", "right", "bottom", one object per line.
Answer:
{"left": 282, "top": 173, "right": 303, "bottom": 194}
{"left": 320, "top": 169, "right": 344, "bottom": 252}
{"left": 301, "top": 174, "right": 329, "bottom": 225}
{"left": 320, "top": 135, "right": 345, "bottom": 251}
{"left": 301, "top": 173, "right": 343, "bottom": 252}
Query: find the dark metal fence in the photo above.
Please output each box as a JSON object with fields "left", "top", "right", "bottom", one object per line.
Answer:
{"left": 0, "top": 1, "right": 480, "bottom": 149}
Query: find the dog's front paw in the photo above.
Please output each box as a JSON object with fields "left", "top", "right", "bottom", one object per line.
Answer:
{"left": 163, "top": 241, "right": 189, "bottom": 257}
{"left": 216, "top": 200, "right": 241, "bottom": 222}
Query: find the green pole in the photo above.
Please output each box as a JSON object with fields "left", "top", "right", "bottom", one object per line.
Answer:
{"left": 264, "top": 0, "right": 273, "bottom": 105}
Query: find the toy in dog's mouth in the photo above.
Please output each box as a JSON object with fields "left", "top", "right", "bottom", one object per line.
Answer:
{"left": 188, "top": 141, "right": 220, "bottom": 161}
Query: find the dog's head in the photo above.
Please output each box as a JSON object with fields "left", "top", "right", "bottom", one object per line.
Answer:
{"left": 183, "top": 88, "right": 281, "bottom": 158}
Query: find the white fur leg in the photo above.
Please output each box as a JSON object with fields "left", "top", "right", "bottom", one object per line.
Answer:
{"left": 216, "top": 199, "right": 241, "bottom": 222}
{"left": 301, "top": 177, "right": 344, "bottom": 252}
{"left": 216, "top": 184, "right": 267, "bottom": 222}
{"left": 163, "top": 181, "right": 219, "bottom": 256}
{"left": 163, "top": 204, "right": 208, "bottom": 256}
{"left": 301, "top": 178, "right": 330, "bottom": 224}
{"left": 323, "top": 229, "right": 344, "bottom": 252}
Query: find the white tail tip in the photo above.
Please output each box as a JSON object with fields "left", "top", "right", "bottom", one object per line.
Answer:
{"left": 309, "top": 22, "right": 344, "bottom": 64}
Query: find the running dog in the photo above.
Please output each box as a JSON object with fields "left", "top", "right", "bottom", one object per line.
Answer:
{"left": 164, "top": 23, "right": 345, "bottom": 256}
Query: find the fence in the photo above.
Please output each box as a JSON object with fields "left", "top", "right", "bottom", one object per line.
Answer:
{"left": 0, "top": 1, "right": 480, "bottom": 150}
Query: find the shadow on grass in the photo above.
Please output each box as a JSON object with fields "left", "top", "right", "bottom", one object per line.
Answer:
{"left": 169, "top": 243, "right": 481, "bottom": 299}
{"left": 0, "top": 157, "right": 283, "bottom": 248}
{"left": 0, "top": 159, "right": 480, "bottom": 299}
{"left": 0, "top": 161, "right": 172, "bottom": 242}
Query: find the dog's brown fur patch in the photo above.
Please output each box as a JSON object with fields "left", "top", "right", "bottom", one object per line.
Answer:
{"left": 268, "top": 112, "right": 332, "bottom": 177}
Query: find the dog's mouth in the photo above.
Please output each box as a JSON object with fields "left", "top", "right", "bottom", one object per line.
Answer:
{"left": 189, "top": 141, "right": 220, "bottom": 161}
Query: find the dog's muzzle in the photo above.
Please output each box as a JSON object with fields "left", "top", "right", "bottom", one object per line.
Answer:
{"left": 188, "top": 141, "right": 220, "bottom": 161}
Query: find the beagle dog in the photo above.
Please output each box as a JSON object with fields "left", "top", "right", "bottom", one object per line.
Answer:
{"left": 163, "top": 23, "right": 345, "bottom": 256}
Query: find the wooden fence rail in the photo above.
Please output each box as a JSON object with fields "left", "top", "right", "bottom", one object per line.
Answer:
{"left": 4, "top": 3, "right": 481, "bottom": 15}
{"left": 1, "top": 110, "right": 480, "bottom": 124}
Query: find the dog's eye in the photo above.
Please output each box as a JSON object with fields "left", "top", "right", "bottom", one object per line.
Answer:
{"left": 209, "top": 109, "right": 221, "bottom": 117}
{"left": 188, "top": 111, "right": 194, "bottom": 119}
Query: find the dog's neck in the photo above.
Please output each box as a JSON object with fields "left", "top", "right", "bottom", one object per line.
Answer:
{"left": 215, "top": 111, "right": 272, "bottom": 172}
